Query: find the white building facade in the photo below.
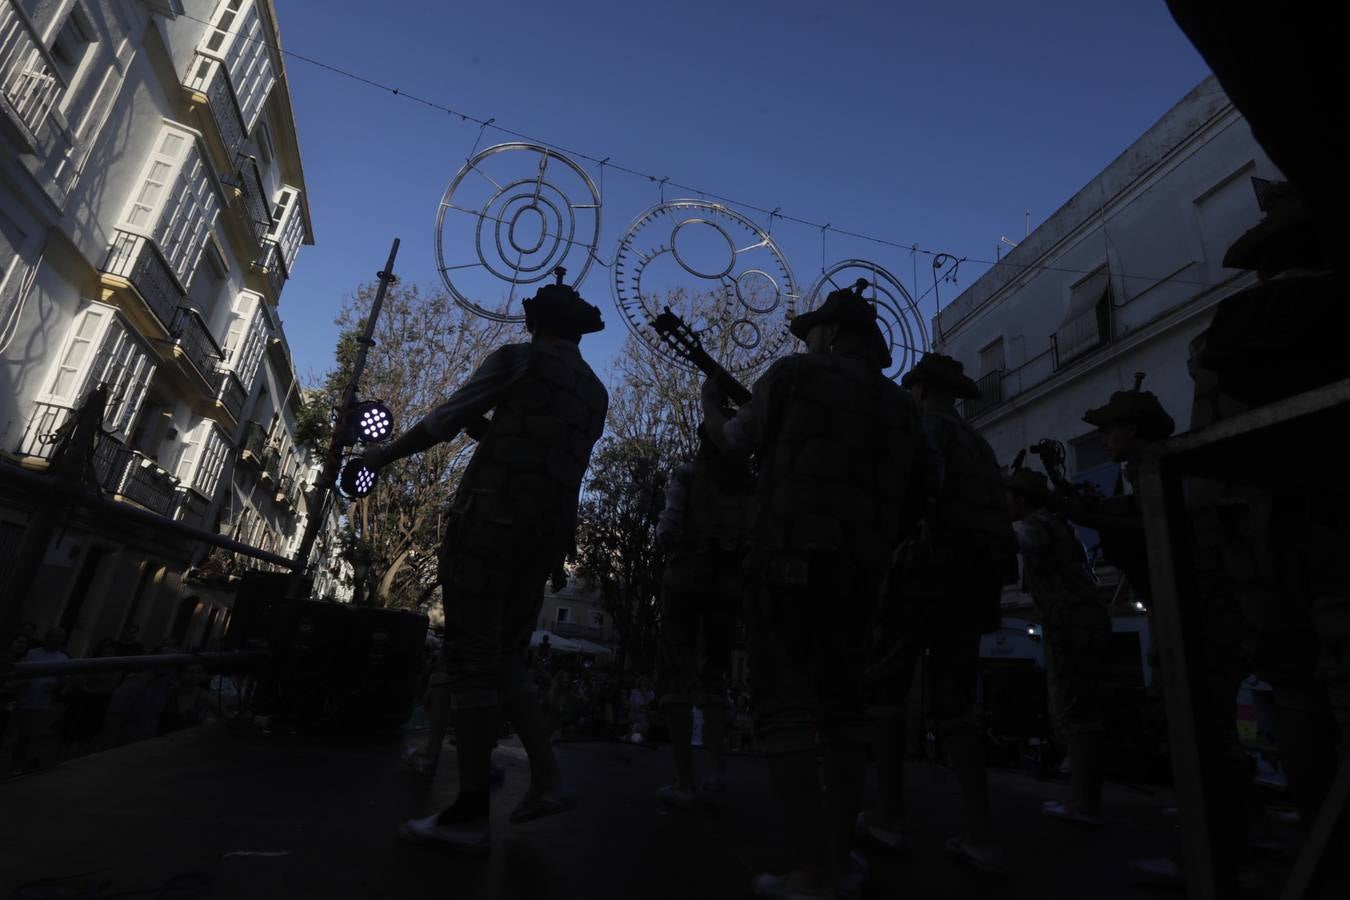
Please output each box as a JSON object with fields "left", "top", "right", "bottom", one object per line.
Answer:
{"left": 0, "top": 0, "right": 323, "bottom": 655}
{"left": 934, "top": 76, "right": 1280, "bottom": 613}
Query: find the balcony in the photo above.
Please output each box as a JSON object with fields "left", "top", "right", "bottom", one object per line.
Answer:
{"left": 552, "top": 621, "right": 606, "bottom": 641}
{"left": 216, "top": 369, "right": 247, "bottom": 423}
{"left": 274, "top": 473, "right": 294, "bottom": 509}
{"left": 233, "top": 154, "right": 271, "bottom": 244}
{"left": 169, "top": 307, "right": 223, "bottom": 389}
{"left": 239, "top": 421, "right": 267, "bottom": 466}
{"left": 184, "top": 51, "right": 244, "bottom": 160}
{"left": 1, "top": 0, "right": 67, "bottom": 142}
{"left": 253, "top": 239, "right": 288, "bottom": 302}
{"left": 287, "top": 476, "right": 306, "bottom": 510}
{"left": 259, "top": 444, "right": 281, "bottom": 485}
{"left": 174, "top": 485, "right": 210, "bottom": 529}
{"left": 102, "top": 230, "right": 185, "bottom": 333}
{"left": 1052, "top": 291, "right": 1112, "bottom": 371}
{"left": 963, "top": 370, "right": 1005, "bottom": 420}
{"left": 15, "top": 400, "right": 74, "bottom": 459}
{"left": 107, "top": 446, "right": 179, "bottom": 516}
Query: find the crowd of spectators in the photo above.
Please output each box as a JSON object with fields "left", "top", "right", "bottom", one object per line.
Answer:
{"left": 1, "top": 622, "right": 229, "bottom": 778}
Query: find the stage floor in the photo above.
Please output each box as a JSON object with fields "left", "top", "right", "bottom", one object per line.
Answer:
{"left": 1, "top": 721, "right": 1236, "bottom": 899}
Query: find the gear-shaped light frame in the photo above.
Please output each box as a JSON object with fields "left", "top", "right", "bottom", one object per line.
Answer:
{"left": 613, "top": 200, "right": 798, "bottom": 375}
{"left": 435, "top": 143, "right": 601, "bottom": 323}
{"left": 805, "top": 259, "right": 930, "bottom": 382}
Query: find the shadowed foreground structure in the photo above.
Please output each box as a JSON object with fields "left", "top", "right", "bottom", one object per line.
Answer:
{"left": 0, "top": 722, "right": 1254, "bottom": 899}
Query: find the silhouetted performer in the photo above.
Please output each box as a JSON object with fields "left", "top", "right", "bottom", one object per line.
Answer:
{"left": 703, "top": 283, "right": 928, "bottom": 899}
{"left": 1004, "top": 467, "right": 1111, "bottom": 825}
{"left": 364, "top": 270, "right": 607, "bottom": 854}
{"left": 864, "top": 353, "right": 1016, "bottom": 873}
{"left": 653, "top": 422, "right": 753, "bottom": 809}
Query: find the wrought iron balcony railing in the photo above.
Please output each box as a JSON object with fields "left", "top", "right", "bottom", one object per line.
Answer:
{"left": 274, "top": 473, "right": 294, "bottom": 509}
{"left": 169, "top": 307, "right": 223, "bottom": 388}
{"left": 234, "top": 154, "right": 271, "bottom": 243}
{"left": 1, "top": 0, "right": 67, "bottom": 139}
{"left": 1052, "top": 294, "right": 1112, "bottom": 371}
{"left": 174, "top": 485, "right": 210, "bottom": 529}
{"left": 108, "top": 447, "right": 179, "bottom": 516}
{"left": 551, "top": 621, "right": 606, "bottom": 641}
{"left": 963, "top": 370, "right": 1005, "bottom": 420}
{"left": 253, "top": 239, "right": 288, "bottom": 300}
{"left": 103, "top": 230, "right": 185, "bottom": 331}
{"left": 15, "top": 400, "right": 73, "bottom": 458}
{"left": 287, "top": 476, "right": 306, "bottom": 510}
{"left": 239, "top": 421, "right": 267, "bottom": 465}
{"left": 184, "top": 51, "right": 244, "bottom": 159}
{"left": 216, "top": 368, "right": 247, "bottom": 422}
{"left": 259, "top": 445, "right": 281, "bottom": 485}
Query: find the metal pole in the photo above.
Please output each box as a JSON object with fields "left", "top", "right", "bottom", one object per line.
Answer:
{"left": 286, "top": 238, "right": 400, "bottom": 599}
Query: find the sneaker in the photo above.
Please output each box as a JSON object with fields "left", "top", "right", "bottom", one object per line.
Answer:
{"left": 944, "top": 836, "right": 1006, "bottom": 874}
{"left": 1042, "top": 800, "right": 1105, "bottom": 827}
{"left": 750, "top": 870, "right": 834, "bottom": 900}
{"left": 657, "top": 783, "right": 696, "bottom": 810}
{"left": 510, "top": 784, "right": 577, "bottom": 823}
{"left": 397, "top": 812, "right": 489, "bottom": 855}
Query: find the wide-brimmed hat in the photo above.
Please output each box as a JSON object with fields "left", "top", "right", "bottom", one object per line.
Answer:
{"left": 900, "top": 353, "right": 980, "bottom": 399}
{"left": 1081, "top": 373, "right": 1175, "bottom": 440}
{"left": 522, "top": 267, "right": 604, "bottom": 336}
{"left": 1003, "top": 467, "right": 1049, "bottom": 502}
{"left": 790, "top": 280, "right": 891, "bottom": 368}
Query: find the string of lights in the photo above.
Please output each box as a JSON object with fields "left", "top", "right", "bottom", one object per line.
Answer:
{"left": 186, "top": 10, "right": 1233, "bottom": 299}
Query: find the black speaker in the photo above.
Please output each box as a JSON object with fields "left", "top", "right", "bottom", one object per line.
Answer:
{"left": 225, "top": 577, "right": 428, "bottom": 736}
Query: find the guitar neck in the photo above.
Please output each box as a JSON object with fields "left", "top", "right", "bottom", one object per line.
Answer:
{"left": 689, "top": 348, "right": 752, "bottom": 406}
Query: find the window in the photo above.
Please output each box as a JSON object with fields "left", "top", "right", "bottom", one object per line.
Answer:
{"left": 255, "top": 121, "right": 273, "bottom": 164}
{"left": 555, "top": 607, "right": 571, "bottom": 625}
{"left": 122, "top": 125, "right": 221, "bottom": 288}
{"left": 204, "top": 0, "right": 275, "bottom": 131}
{"left": 49, "top": 5, "right": 95, "bottom": 83}
{"left": 266, "top": 186, "right": 303, "bottom": 273}
{"left": 45, "top": 305, "right": 155, "bottom": 440}
{"left": 978, "top": 338, "right": 1005, "bottom": 375}
{"left": 221, "top": 291, "right": 267, "bottom": 385}
{"left": 194, "top": 423, "right": 231, "bottom": 497}
{"left": 1053, "top": 267, "right": 1112, "bottom": 369}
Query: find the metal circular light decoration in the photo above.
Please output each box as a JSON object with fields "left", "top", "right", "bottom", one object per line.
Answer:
{"left": 613, "top": 200, "right": 798, "bottom": 375}
{"left": 435, "top": 143, "right": 602, "bottom": 323}
{"left": 805, "top": 259, "right": 930, "bottom": 382}
{"left": 338, "top": 457, "right": 378, "bottom": 499}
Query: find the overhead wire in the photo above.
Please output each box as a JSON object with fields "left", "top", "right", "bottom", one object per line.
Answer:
{"left": 184, "top": 10, "right": 1233, "bottom": 306}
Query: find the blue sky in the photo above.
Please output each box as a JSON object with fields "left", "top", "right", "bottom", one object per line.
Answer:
{"left": 272, "top": 0, "right": 1211, "bottom": 384}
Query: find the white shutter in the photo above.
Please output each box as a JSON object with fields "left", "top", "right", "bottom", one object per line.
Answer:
{"left": 47, "top": 307, "right": 109, "bottom": 401}
{"left": 175, "top": 421, "right": 202, "bottom": 483}
{"left": 266, "top": 187, "right": 303, "bottom": 273}
{"left": 124, "top": 130, "right": 188, "bottom": 230}
{"left": 195, "top": 424, "right": 230, "bottom": 497}
{"left": 230, "top": 3, "right": 275, "bottom": 130}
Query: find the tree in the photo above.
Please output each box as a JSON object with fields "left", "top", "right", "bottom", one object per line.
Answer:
{"left": 300, "top": 281, "right": 512, "bottom": 609}
{"left": 575, "top": 434, "right": 668, "bottom": 676}
{"left": 574, "top": 291, "right": 777, "bottom": 675}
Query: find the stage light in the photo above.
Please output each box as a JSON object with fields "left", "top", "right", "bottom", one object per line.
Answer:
{"left": 346, "top": 400, "right": 393, "bottom": 444}
{"left": 339, "top": 457, "right": 378, "bottom": 498}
